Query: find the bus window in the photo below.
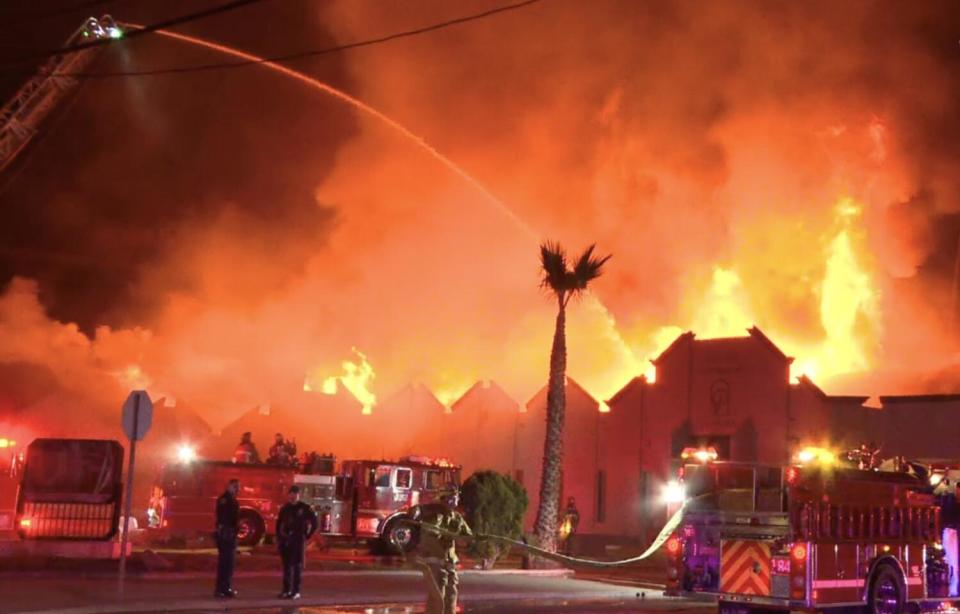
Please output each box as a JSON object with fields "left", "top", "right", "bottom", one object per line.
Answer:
{"left": 396, "top": 468, "right": 412, "bottom": 489}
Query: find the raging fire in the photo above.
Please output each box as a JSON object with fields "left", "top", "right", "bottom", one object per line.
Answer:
{"left": 637, "top": 197, "right": 879, "bottom": 386}
{"left": 304, "top": 348, "right": 378, "bottom": 415}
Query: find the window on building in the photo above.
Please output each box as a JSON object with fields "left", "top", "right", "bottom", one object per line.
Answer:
{"left": 515, "top": 470, "right": 524, "bottom": 487}
{"left": 596, "top": 470, "right": 607, "bottom": 523}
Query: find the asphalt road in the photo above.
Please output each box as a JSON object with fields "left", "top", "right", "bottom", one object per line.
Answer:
{"left": 0, "top": 569, "right": 699, "bottom": 614}
{"left": 184, "top": 602, "right": 710, "bottom": 614}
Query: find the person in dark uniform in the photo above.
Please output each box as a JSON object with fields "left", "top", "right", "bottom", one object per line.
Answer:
{"left": 275, "top": 485, "right": 318, "bottom": 599}
{"left": 233, "top": 432, "right": 260, "bottom": 464}
{"left": 214, "top": 479, "right": 240, "bottom": 598}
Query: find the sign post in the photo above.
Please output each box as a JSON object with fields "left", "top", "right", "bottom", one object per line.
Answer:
{"left": 118, "top": 390, "right": 153, "bottom": 592}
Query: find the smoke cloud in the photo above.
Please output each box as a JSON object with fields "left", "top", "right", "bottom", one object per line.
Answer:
{"left": 1, "top": 0, "right": 960, "bottom": 446}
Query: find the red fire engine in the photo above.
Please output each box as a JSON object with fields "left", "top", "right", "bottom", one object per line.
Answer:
{"left": 665, "top": 446, "right": 958, "bottom": 614}
{"left": 150, "top": 454, "right": 461, "bottom": 551}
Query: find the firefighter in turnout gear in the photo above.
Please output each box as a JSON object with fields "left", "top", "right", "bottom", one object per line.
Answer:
{"left": 275, "top": 485, "right": 318, "bottom": 599}
{"left": 214, "top": 479, "right": 240, "bottom": 598}
{"left": 409, "top": 486, "right": 473, "bottom": 614}
{"left": 267, "top": 433, "right": 297, "bottom": 466}
{"left": 232, "top": 432, "right": 260, "bottom": 464}
{"left": 560, "top": 496, "right": 580, "bottom": 555}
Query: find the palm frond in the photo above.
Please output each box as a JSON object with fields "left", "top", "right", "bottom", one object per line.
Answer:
{"left": 569, "top": 244, "right": 612, "bottom": 291}
{"left": 539, "top": 241, "right": 569, "bottom": 293}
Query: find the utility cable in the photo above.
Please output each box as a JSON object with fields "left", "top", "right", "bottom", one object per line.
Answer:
{"left": 1, "top": 0, "right": 266, "bottom": 69}
{"left": 52, "top": 0, "right": 544, "bottom": 79}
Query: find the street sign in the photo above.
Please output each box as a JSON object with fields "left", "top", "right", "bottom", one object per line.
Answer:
{"left": 118, "top": 389, "right": 152, "bottom": 590}
{"left": 121, "top": 390, "right": 153, "bottom": 441}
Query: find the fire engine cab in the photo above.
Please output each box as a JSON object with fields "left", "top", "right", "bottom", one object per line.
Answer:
{"left": 150, "top": 453, "right": 460, "bottom": 551}
{"left": 665, "top": 446, "right": 958, "bottom": 614}
{"left": 298, "top": 456, "right": 461, "bottom": 553}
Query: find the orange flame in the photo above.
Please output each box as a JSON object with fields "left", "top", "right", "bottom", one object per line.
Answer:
{"left": 305, "top": 348, "right": 377, "bottom": 414}
{"left": 638, "top": 197, "right": 879, "bottom": 386}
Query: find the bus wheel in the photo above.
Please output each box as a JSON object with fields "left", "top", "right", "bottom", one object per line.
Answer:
{"left": 236, "top": 511, "right": 265, "bottom": 547}
{"left": 868, "top": 564, "right": 904, "bottom": 614}
{"left": 381, "top": 516, "right": 419, "bottom": 555}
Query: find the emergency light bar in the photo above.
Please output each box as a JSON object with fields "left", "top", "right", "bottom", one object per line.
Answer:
{"left": 680, "top": 446, "right": 717, "bottom": 463}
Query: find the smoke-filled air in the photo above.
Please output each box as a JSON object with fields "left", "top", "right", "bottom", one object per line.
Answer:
{"left": 2, "top": 0, "right": 960, "bottom": 446}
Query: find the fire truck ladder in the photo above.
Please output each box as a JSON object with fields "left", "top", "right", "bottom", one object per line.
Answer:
{"left": 0, "top": 16, "right": 121, "bottom": 173}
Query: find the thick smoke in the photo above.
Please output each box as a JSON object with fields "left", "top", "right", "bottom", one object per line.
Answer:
{"left": 1, "top": 0, "right": 960, "bottom": 444}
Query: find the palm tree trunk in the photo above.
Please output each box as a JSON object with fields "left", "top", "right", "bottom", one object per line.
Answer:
{"left": 535, "top": 295, "right": 567, "bottom": 553}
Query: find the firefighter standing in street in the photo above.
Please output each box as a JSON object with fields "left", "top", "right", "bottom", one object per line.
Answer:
{"left": 275, "top": 485, "right": 318, "bottom": 599}
{"left": 214, "top": 479, "right": 240, "bottom": 598}
{"left": 408, "top": 486, "right": 473, "bottom": 614}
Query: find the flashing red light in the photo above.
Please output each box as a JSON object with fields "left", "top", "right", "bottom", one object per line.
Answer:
{"left": 791, "top": 543, "right": 807, "bottom": 561}
{"left": 786, "top": 467, "right": 800, "bottom": 485}
{"left": 666, "top": 536, "right": 682, "bottom": 555}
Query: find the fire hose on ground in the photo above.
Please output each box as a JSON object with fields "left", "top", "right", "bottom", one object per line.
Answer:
{"left": 397, "top": 503, "right": 687, "bottom": 569}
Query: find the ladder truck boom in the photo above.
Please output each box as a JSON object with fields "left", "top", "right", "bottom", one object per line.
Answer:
{"left": 0, "top": 16, "right": 122, "bottom": 173}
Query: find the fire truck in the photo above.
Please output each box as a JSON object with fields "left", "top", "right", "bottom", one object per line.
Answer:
{"left": 298, "top": 456, "right": 462, "bottom": 553}
{"left": 150, "top": 454, "right": 461, "bottom": 551}
{"left": 665, "top": 446, "right": 958, "bottom": 614}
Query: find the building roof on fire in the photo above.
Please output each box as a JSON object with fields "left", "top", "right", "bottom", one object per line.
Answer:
{"left": 652, "top": 327, "right": 793, "bottom": 365}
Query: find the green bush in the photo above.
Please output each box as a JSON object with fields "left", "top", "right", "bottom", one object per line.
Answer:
{"left": 460, "top": 470, "right": 528, "bottom": 569}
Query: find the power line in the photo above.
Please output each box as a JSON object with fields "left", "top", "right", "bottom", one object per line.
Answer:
{"left": 53, "top": 0, "right": 544, "bottom": 79}
{"left": 2, "top": 0, "right": 267, "bottom": 69}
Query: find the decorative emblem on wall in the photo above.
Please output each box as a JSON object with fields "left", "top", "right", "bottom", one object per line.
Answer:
{"left": 710, "top": 379, "right": 730, "bottom": 415}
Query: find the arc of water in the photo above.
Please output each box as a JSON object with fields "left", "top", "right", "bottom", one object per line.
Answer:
{"left": 121, "top": 23, "right": 533, "bottom": 234}
{"left": 120, "top": 24, "right": 640, "bottom": 380}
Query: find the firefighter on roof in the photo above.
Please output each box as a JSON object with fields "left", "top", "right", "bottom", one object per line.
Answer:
{"left": 409, "top": 485, "right": 473, "bottom": 614}
{"left": 275, "top": 485, "right": 318, "bottom": 600}
{"left": 214, "top": 479, "right": 240, "bottom": 598}
{"left": 233, "top": 432, "right": 260, "bottom": 464}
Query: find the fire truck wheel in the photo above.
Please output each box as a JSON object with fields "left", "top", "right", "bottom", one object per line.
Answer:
{"left": 236, "top": 511, "right": 265, "bottom": 547}
{"left": 868, "top": 564, "right": 905, "bottom": 614}
{"left": 381, "top": 516, "right": 419, "bottom": 555}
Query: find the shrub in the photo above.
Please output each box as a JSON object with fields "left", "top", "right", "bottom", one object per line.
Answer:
{"left": 460, "top": 470, "right": 528, "bottom": 569}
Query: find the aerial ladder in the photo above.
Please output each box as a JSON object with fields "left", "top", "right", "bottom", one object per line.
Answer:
{"left": 0, "top": 16, "right": 122, "bottom": 173}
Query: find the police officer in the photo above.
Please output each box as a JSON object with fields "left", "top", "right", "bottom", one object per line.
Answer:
{"left": 409, "top": 486, "right": 473, "bottom": 614}
{"left": 275, "top": 485, "right": 318, "bottom": 599}
{"left": 214, "top": 479, "right": 240, "bottom": 598}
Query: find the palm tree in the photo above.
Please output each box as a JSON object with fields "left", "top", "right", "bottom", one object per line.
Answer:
{"left": 534, "top": 241, "right": 611, "bottom": 553}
